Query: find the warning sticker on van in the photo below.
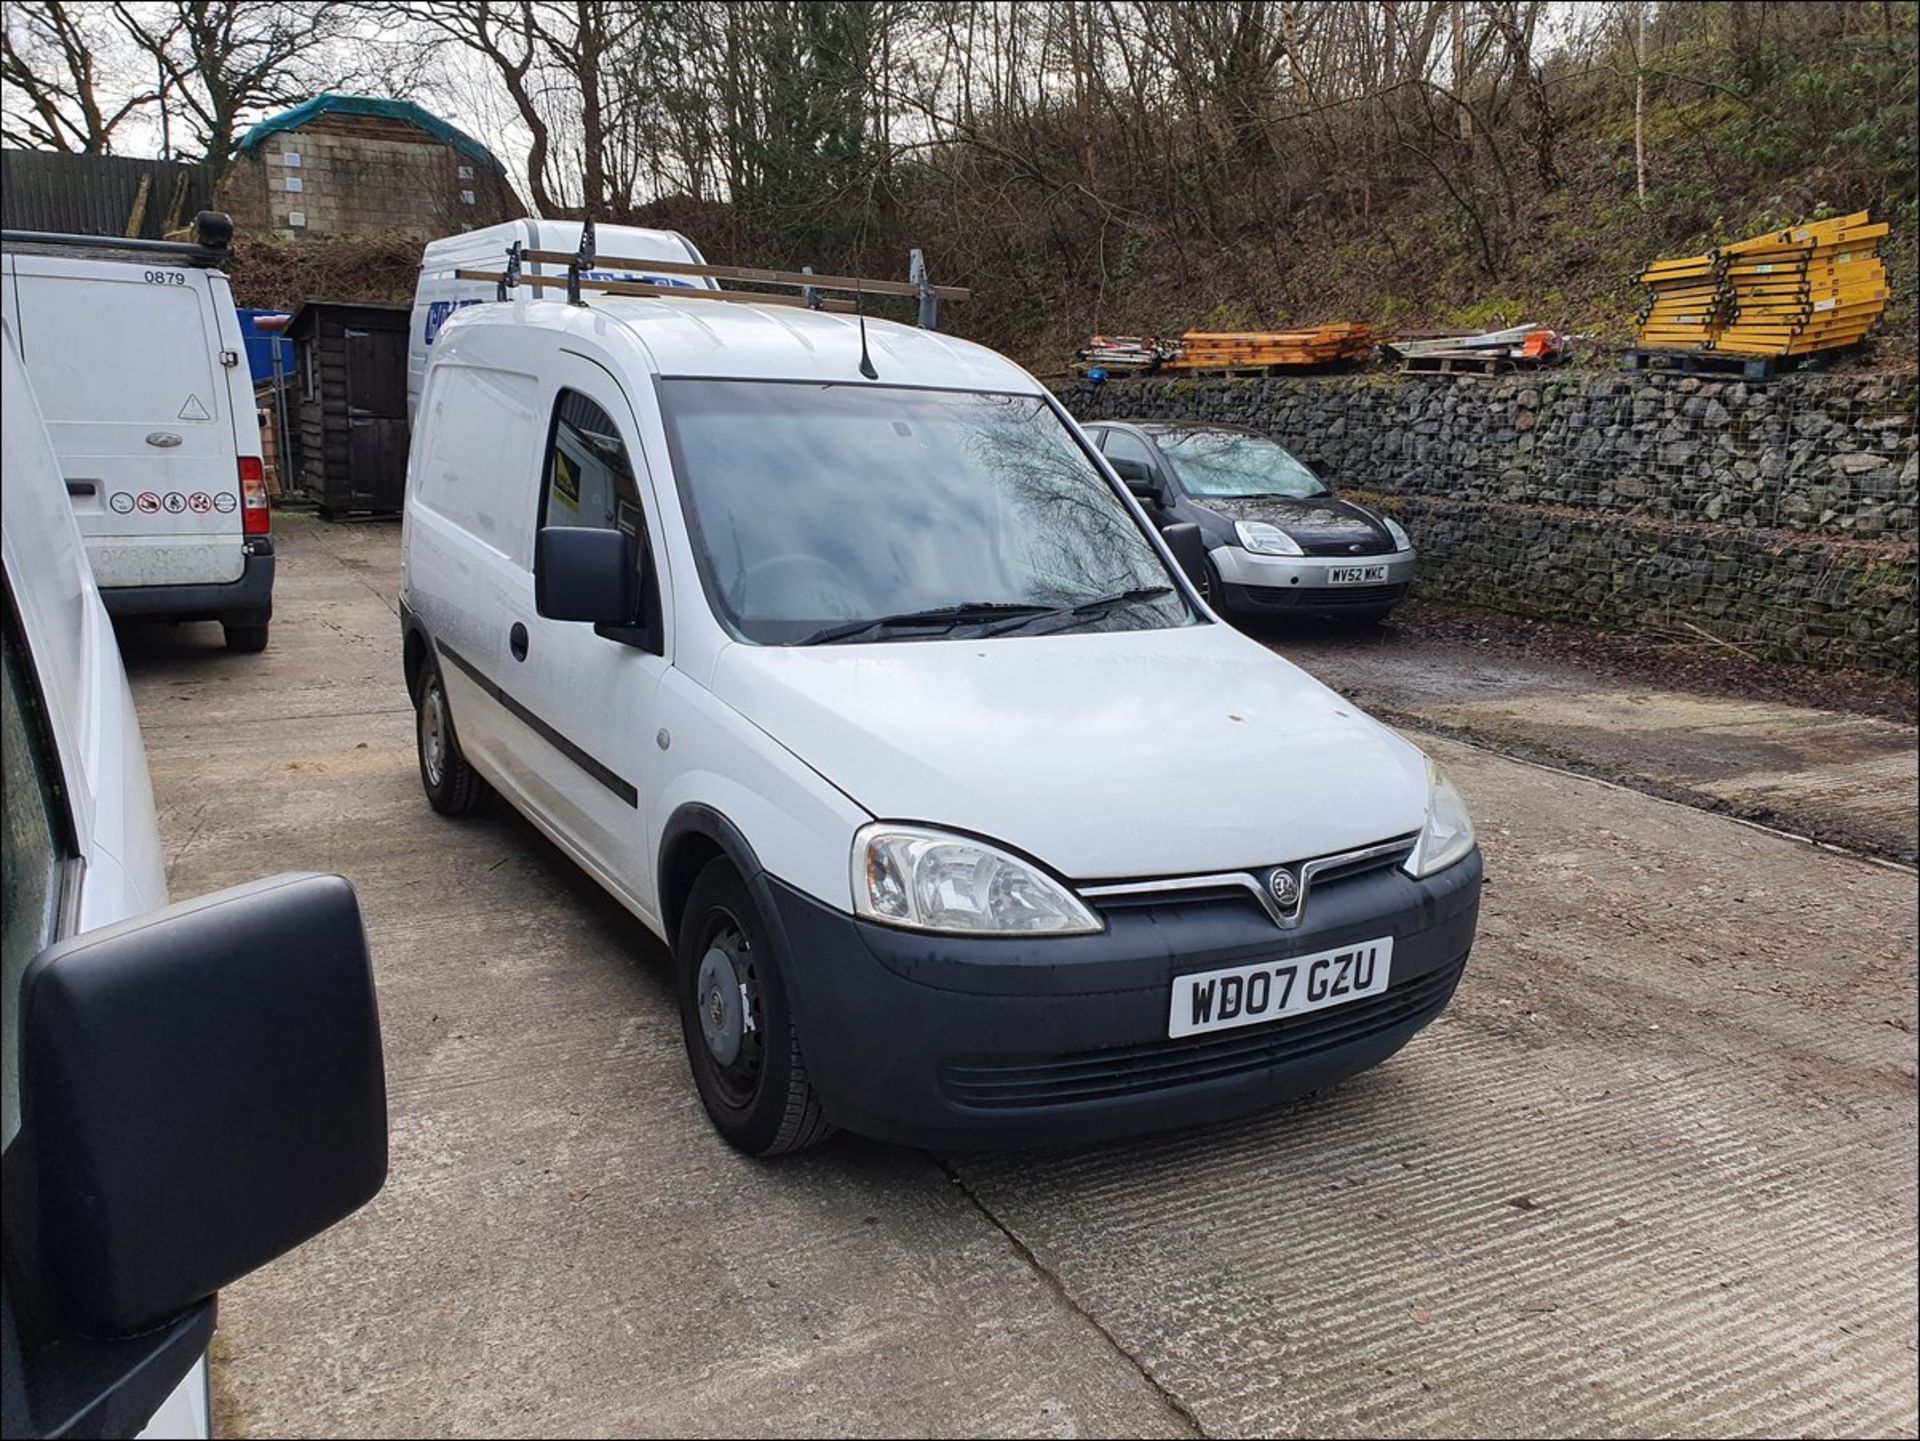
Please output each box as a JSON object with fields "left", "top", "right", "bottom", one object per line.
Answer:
{"left": 178, "top": 393, "right": 211, "bottom": 421}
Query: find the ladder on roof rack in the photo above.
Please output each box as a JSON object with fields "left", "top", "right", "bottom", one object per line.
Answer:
{"left": 453, "top": 217, "right": 968, "bottom": 329}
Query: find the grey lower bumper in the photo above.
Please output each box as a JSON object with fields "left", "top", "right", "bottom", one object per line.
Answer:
{"left": 101, "top": 543, "right": 274, "bottom": 623}
{"left": 1210, "top": 543, "right": 1417, "bottom": 590}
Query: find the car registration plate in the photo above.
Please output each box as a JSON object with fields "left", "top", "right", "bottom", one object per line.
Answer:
{"left": 1328, "top": 564, "right": 1389, "bottom": 585}
{"left": 1168, "top": 937, "right": 1394, "bottom": 1039}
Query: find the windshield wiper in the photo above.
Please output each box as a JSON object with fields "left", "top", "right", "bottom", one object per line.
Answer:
{"left": 978, "top": 585, "right": 1176, "bottom": 637}
{"left": 800, "top": 601, "right": 1055, "bottom": 646}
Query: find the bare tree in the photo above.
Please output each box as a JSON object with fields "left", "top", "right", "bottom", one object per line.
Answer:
{"left": 109, "top": 1, "right": 402, "bottom": 186}
{"left": 1, "top": 0, "right": 154, "bottom": 152}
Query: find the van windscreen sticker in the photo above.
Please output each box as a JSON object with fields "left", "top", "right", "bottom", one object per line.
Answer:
{"left": 553, "top": 451, "right": 581, "bottom": 509}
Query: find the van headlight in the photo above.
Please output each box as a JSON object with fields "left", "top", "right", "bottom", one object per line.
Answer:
{"left": 1234, "top": 520, "right": 1303, "bottom": 556}
{"left": 852, "top": 824, "right": 1102, "bottom": 935}
{"left": 1383, "top": 516, "right": 1413, "bottom": 551}
{"left": 1406, "top": 760, "right": 1475, "bottom": 877}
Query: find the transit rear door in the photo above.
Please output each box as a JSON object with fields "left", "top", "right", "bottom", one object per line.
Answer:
{"left": 1, "top": 254, "right": 245, "bottom": 591}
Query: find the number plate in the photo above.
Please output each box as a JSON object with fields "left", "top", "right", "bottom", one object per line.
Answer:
{"left": 1168, "top": 937, "right": 1393, "bottom": 1038}
{"left": 1328, "top": 564, "right": 1389, "bottom": 585}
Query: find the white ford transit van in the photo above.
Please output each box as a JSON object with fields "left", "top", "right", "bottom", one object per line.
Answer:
{"left": 1, "top": 217, "right": 275, "bottom": 653}
{"left": 408, "top": 220, "right": 716, "bottom": 422}
{"left": 400, "top": 294, "right": 1481, "bottom": 1155}
{"left": 3, "top": 320, "right": 385, "bottom": 1437}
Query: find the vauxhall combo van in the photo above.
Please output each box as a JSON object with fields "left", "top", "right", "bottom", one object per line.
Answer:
{"left": 400, "top": 295, "right": 1482, "bottom": 1154}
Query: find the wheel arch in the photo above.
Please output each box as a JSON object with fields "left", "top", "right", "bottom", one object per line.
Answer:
{"left": 658, "top": 803, "right": 767, "bottom": 949}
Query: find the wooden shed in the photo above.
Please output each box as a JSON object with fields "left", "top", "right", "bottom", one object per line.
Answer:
{"left": 286, "top": 300, "right": 410, "bottom": 515}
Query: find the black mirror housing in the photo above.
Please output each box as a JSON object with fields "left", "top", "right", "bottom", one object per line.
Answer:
{"left": 1107, "top": 456, "right": 1161, "bottom": 503}
{"left": 536, "top": 526, "right": 639, "bottom": 625}
{"left": 19, "top": 873, "right": 387, "bottom": 1337}
{"left": 1161, "top": 522, "right": 1211, "bottom": 597}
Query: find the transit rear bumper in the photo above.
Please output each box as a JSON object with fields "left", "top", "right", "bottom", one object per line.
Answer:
{"left": 100, "top": 542, "right": 274, "bottom": 622}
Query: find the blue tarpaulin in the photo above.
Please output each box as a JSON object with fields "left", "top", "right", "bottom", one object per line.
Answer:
{"left": 236, "top": 95, "right": 509, "bottom": 178}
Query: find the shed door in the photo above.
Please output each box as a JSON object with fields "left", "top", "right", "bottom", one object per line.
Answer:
{"left": 343, "top": 325, "right": 408, "bottom": 510}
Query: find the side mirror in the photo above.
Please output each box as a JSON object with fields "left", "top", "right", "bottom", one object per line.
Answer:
{"left": 1162, "top": 522, "right": 1211, "bottom": 596}
{"left": 18, "top": 873, "right": 387, "bottom": 1338}
{"left": 536, "top": 526, "right": 638, "bottom": 625}
{"left": 1108, "top": 455, "right": 1160, "bottom": 502}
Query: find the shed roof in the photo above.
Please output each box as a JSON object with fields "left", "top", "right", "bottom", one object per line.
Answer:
{"left": 285, "top": 298, "right": 411, "bottom": 339}
{"left": 237, "top": 95, "right": 509, "bottom": 178}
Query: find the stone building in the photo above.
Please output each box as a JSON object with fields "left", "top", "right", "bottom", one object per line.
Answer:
{"left": 219, "top": 94, "right": 522, "bottom": 241}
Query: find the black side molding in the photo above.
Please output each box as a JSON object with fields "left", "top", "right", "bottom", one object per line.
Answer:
{"left": 435, "top": 639, "right": 638, "bottom": 808}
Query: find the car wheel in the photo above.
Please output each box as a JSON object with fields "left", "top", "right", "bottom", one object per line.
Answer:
{"left": 677, "top": 858, "right": 834, "bottom": 1156}
{"left": 1197, "top": 554, "right": 1224, "bottom": 610}
{"left": 415, "top": 659, "right": 491, "bottom": 815}
{"left": 222, "top": 617, "right": 270, "bottom": 653}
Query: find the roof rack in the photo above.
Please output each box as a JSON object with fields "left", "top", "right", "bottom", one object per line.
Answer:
{"left": 454, "top": 217, "right": 968, "bottom": 329}
{"left": 0, "top": 211, "right": 234, "bottom": 268}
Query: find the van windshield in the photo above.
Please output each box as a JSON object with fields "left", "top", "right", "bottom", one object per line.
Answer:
{"left": 658, "top": 380, "right": 1190, "bottom": 645}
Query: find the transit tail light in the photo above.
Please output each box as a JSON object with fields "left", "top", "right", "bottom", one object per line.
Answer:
{"left": 239, "top": 457, "right": 271, "bottom": 536}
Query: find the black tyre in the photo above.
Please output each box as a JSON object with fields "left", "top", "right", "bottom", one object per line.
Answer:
{"left": 1198, "top": 554, "right": 1224, "bottom": 610}
{"left": 222, "top": 617, "right": 270, "bottom": 653}
{"left": 677, "top": 858, "right": 834, "bottom": 1156}
{"left": 415, "top": 659, "right": 491, "bottom": 815}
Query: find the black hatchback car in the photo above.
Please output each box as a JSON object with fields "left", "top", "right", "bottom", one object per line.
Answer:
{"left": 1085, "top": 421, "right": 1416, "bottom": 620}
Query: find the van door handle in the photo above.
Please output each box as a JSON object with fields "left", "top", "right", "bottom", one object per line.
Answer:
{"left": 509, "top": 623, "right": 528, "bottom": 662}
{"left": 65, "top": 479, "right": 98, "bottom": 496}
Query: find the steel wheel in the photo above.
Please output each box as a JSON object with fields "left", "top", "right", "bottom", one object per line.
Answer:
{"left": 420, "top": 677, "right": 449, "bottom": 789}
{"left": 691, "top": 912, "right": 766, "bottom": 1109}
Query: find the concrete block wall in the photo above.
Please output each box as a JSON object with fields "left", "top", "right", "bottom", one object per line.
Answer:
{"left": 221, "top": 127, "right": 520, "bottom": 242}
{"left": 1056, "top": 369, "right": 1919, "bottom": 678}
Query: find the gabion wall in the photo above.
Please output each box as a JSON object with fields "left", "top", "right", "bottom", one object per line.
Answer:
{"left": 1056, "top": 370, "right": 1918, "bottom": 678}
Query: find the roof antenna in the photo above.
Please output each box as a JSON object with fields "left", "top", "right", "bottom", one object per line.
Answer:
{"left": 853, "top": 171, "right": 878, "bottom": 379}
{"left": 855, "top": 276, "right": 878, "bottom": 380}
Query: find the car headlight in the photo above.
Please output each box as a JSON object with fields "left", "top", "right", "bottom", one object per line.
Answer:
{"left": 1405, "top": 760, "right": 1475, "bottom": 877}
{"left": 1382, "top": 516, "right": 1413, "bottom": 551}
{"left": 1234, "top": 520, "right": 1303, "bottom": 556}
{"left": 852, "top": 824, "right": 1102, "bottom": 935}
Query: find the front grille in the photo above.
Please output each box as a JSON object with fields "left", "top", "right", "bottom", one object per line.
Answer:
{"left": 941, "top": 956, "right": 1465, "bottom": 1109}
{"left": 1244, "top": 581, "right": 1408, "bottom": 608}
{"left": 1299, "top": 535, "right": 1396, "bottom": 557}
{"left": 1085, "top": 835, "right": 1416, "bottom": 922}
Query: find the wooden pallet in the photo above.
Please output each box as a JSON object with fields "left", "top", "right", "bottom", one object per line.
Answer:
{"left": 1616, "top": 349, "right": 1787, "bottom": 379}
{"left": 1399, "top": 352, "right": 1527, "bottom": 375}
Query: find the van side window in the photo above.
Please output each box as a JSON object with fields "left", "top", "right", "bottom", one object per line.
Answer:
{"left": 540, "top": 390, "right": 645, "bottom": 543}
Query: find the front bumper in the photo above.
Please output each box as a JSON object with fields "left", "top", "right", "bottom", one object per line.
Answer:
{"left": 768, "top": 847, "right": 1481, "bottom": 1148}
{"left": 100, "top": 541, "right": 274, "bottom": 623}
{"left": 1211, "top": 544, "right": 1415, "bottom": 613}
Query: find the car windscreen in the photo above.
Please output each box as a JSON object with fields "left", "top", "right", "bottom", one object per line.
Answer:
{"left": 1155, "top": 430, "right": 1329, "bottom": 499}
{"left": 658, "top": 380, "right": 1190, "bottom": 645}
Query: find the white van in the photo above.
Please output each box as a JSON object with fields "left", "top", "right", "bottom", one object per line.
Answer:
{"left": 400, "top": 294, "right": 1482, "bottom": 1155}
{"left": 2, "top": 320, "right": 384, "bottom": 1438}
{"left": 1, "top": 217, "right": 275, "bottom": 653}
{"left": 408, "top": 219, "right": 716, "bottom": 421}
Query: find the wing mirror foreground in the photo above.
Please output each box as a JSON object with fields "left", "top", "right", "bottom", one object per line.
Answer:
{"left": 9, "top": 873, "right": 387, "bottom": 1440}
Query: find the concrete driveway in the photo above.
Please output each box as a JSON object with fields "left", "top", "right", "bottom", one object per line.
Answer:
{"left": 120, "top": 516, "right": 1918, "bottom": 1439}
